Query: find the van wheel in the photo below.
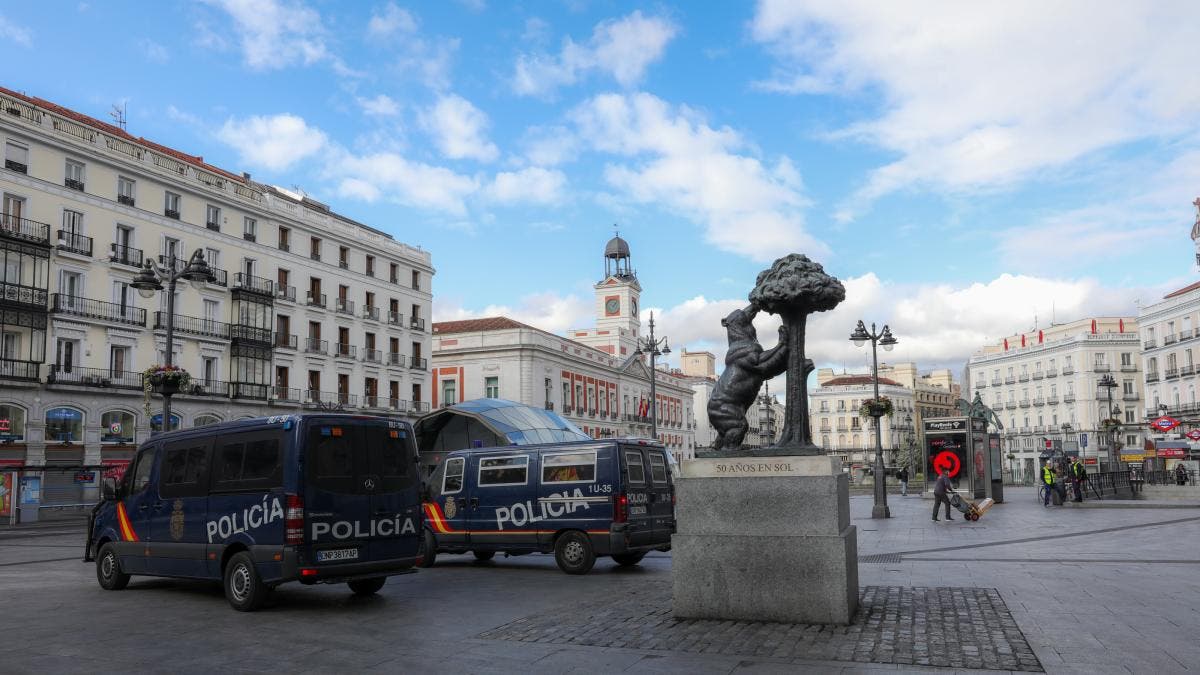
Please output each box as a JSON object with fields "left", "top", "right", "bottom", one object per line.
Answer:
{"left": 473, "top": 550, "right": 495, "bottom": 562}
{"left": 611, "top": 552, "right": 646, "bottom": 567}
{"left": 554, "top": 531, "right": 596, "bottom": 575}
{"left": 224, "top": 552, "right": 267, "bottom": 612}
{"left": 347, "top": 577, "right": 387, "bottom": 596}
{"left": 96, "top": 542, "right": 130, "bottom": 590}
{"left": 418, "top": 530, "right": 437, "bottom": 568}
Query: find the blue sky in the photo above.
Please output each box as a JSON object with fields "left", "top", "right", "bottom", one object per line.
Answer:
{"left": 4, "top": 1, "right": 1200, "bottom": 376}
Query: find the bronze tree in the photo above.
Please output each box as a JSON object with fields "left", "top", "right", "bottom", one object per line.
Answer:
{"left": 748, "top": 254, "right": 845, "bottom": 454}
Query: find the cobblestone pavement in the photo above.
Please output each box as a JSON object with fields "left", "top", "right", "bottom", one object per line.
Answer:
{"left": 481, "top": 583, "right": 1041, "bottom": 671}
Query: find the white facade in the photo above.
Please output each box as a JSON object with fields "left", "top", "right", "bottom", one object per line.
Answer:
{"left": 967, "top": 317, "right": 1142, "bottom": 481}
{"left": 809, "top": 370, "right": 916, "bottom": 466}
{"left": 0, "top": 86, "right": 433, "bottom": 470}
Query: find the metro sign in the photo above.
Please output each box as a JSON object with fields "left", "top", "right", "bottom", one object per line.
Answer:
{"left": 1151, "top": 416, "right": 1181, "bottom": 432}
{"left": 1187, "top": 429, "right": 1200, "bottom": 441}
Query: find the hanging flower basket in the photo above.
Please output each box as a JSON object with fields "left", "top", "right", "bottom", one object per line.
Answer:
{"left": 143, "top": 365, "right": 191, "bottom": 415}
{"left": 859, "top": 397, "right": 894, "bottom": 419}
{"left": 1100, "top": 417, "right": 1121, "bottom": 431}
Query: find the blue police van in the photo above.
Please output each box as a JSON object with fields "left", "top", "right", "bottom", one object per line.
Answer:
{"left": 420, "top": 439, "right": 675, "bottom": 574}
{"left": 84, "top": 414, "right": 424, "bottom": 611}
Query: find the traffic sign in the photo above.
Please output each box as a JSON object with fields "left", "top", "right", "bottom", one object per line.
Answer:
{"left": 1188, "top": 429, "right": 1200, "bottom": 441}
{"left": 1151, "top": 416, "right": 1181, "bottom": 432}
{"left": 1080, "top": 433, "right": 1088, "bottom": 448}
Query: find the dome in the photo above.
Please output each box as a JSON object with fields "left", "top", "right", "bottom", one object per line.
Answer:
{"left": 605, "top": 235, "right": 630, "bottom": 259}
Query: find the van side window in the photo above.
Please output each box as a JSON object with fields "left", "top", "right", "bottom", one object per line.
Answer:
{"left": 442, "top": 457, "right": 464, "bottom": 494}
{"left": 160, "top": 441, "right": 210, "bottom": 498}
{"left": 479, "top": 456, "right": 528, "bottom": 486}
{"left": 130, "top": 447, "right": 156, "bottom": 494}
{"left": 542, "top": 451, "right": 596, "bottom": 483}
{"left": 624, "top": 451, "right": 645, "bottom": 484}
{"left": 648, "top": 453, "right": 667, "bottom": 484}
{"left": 212, "top": 433, "right": 282, "bottom": 492}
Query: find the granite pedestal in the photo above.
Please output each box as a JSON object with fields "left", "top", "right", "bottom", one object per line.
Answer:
{"left": 671, "top": 455, "right": 858, "bottom": 625}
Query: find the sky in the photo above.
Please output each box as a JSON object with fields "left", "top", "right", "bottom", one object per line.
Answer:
{"left": 5, "top": 1, "right": 1200, "bottom": 387}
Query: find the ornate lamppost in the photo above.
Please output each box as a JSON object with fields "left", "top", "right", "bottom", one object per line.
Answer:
{"left": 1098, "top": 373, "right": 1119, "bottom": 465}
{"left": 634, "top": 312, "right": 670, "bottom": 440}
{"left": 850, "top": 319, "right": 897, "bottom": 519}
{"left": 131, "top": 249, "right": 214, "bottom": 433}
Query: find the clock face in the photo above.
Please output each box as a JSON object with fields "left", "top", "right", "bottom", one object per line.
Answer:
{"left": 631, "top": 299, "right": 638, "bottom": 316}
{"left": 605, "top": 298, "right": 620, "bottom": 316}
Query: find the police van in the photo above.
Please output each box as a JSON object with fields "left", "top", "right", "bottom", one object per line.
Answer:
{"left": 420, "top": 439, "right": 675, "bottom": 574}
{"left": 85, "top": 414, "right": 423, "bottom": 611}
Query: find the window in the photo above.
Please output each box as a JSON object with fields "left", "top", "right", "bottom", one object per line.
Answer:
{"left": 390, "top": 263, "right": 399, "bottom": 283}
{"left": 278, "top": 226, "right": 290, "bottom": 251}
{"left": 62, "top": 209, "right": 83, "bottom": 236}
{"left": 0, "top": 404, "right": 26, "bottom": 441}
{"left": 1121, "top": 352, "right": 1132, "bottom": 366}
{"left": 366, "top": 255, "right": 375, "bottom": 277}
{"left": 339, "top": 246, "right": 349, "bottom": 268}
{"left": 542, "top": 451, "right": 597, "bottom": 483}
{"left": 206, "top": 204, "right": 221, "bottom": 230}
{"left": 310, "top": 236, "right": 321, "bottom": 260}
{"left": 194, "top": 414, "right": 222, "bottom": 427}
{"left": 4, "top": 141, "right": 28, "bottom": 172}
{"left": 55, "top": 337, "right": 77, "bottom": 371}
{"left": 65, "top": 159, "right": 85, "bottom": 190}
{"left": 478, "top": 456, "right": 529, "bottom": 486}
{"left": 160, "top": 441, "right": 211, "bottom": 498}
{"left": 485, "top": 376, "right": 499, "bottom": 398}
{"left": 117, "top": 176, "right": 135, "bottom": 205}
{"left": 129, "top": 446, "right": 156, "bottom": 494}
{"left": 213, "top": 435, "right": 282, "bottom": 490}
{"left": 442, "top": 457, "right": 465, "bottom": 494}
{"left": 625, "top": 451, "right": 645, "bottom": 484}
{"left": 243, "top": 217, "right": 257, "bottom": 240}
{"left": 563, "top": 382, "right": 570, "bottom": 409}
{"left": 1123, "top": 380, "right": 1134, "bottom": 395}
{"left": 412, "top": 270, "right": 420, "bottom": 290}
{"left": 151, "top": 413, "right": 182, "bottom": 433}
{"left": 46, "top": 407, "right": 83, "bottom": 442}
{"left": 109, "top": 345, "right": 129, "bottom": 375}
{"left": 164, "top": 191, "right": 180, "bottom": 218}
{"left": 442, "top": 379, "right": 457, "bottom": 406}
{"left": 649, "top": 453, "right": 668, "bottom": 484}
{"left": 162, "top": 236, "right": 181, "bottom": 262}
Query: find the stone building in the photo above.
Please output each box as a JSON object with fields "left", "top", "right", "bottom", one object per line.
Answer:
{"left": 809, "top": 369, "right": 916, "bottom": 467}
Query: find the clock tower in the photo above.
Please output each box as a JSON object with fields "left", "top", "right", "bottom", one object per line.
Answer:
{"left": 571, "top": 233, "right": 642, "bottom": 358}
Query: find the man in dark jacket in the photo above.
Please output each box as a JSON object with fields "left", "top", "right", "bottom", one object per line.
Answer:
{"left": 1069, "top": 457, "right": 1086, "bottom": 502}
{"left": 898, "top": 467, "right": 910, "bottom": 496}
{"left": 932, "top": 468, "right": 954, "bottom": 521}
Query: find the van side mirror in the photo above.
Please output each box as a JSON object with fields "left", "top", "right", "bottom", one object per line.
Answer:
{"left": 101, "top": 477, "right": 117, "bottom": 501}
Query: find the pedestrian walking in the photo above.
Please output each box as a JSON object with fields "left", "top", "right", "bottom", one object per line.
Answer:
{"left": 1042, "top": 460, "right": 1065, "bottom": 507}
{"left": 897, "top": 466, "right": 909, "bottom": 496}
{"left": 1176, "top": 462, "right": 1188, "bottom": 486}
{"left": 931, "top": 468, "right": 954, "bottom": 521}
{"left": 1070, "top": 456, "right": 1086, "bottom": 502}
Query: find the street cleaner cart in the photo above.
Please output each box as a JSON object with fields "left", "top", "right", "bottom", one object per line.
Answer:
{"left": 949, "top": 493, "right": 994, "bottom": 522}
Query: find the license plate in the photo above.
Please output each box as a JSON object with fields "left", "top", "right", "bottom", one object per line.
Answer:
{"left": 316, "top": 548, "right": 359, "bottom": 562}
{"left": 629, "top": 506, "right": 647, "bottom": 515}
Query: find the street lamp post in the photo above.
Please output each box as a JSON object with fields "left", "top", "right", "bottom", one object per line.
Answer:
{"left": 1098, "top": 373, "right": 1119, "bottom": 467}
{"left": 850, "top": 319, "right": 897, "bottom": 519}
{"left": 131, "top": 249, "right": 214, "bottom": 433}
{"left": 634, "top": 312, "right": 670, "bottom": 441}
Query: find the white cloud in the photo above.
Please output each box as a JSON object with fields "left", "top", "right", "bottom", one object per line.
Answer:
{"left": 434, "top": 292, "right": 593, "bottom": 334}
{"left": 202, "top": 0, "right": 328, "bottom": 70}
{"left": 368, "top": 3, "right": 417, "bottom": 38}
{"left": 330, "top": 150, "right": 479, "bottom": 215}
{"left": 216, "top": 114, "right": 328, "bottom": 171}
{"left": 140, "top": 38, "right": 168, "bottom": 63}
{"left": 570, "top": 92, "right": 821, "bottom": 261}
{"left": 356, "top": 94, "right": 400, "bottom": 117}
{"left": 751, "top": 1, "right": 1200, "bottom": 220}
{"left": 486, "top": 167, "right": 567, "bottom": 205}
{"left": 520, "top": 125, "right": 580, "bottom": 167}
{"left": 0, "top": 14, "right": 32, "bottom": 47}
{"left": 420, "top": 94, "right": 499, "bottom": 162}
{"left": 514, "top": 11, "right": 678, "bottom": 97}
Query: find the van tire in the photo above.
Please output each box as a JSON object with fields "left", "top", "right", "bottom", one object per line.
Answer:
{"left": 472, "top": 550, "right": 495, "bottom": 561}
{"left": 418, "top": 530, "right": 437, "bottom": 568}
{"left": 554, "top": 531, "right": 596, "bottom": 575}
{"left": 96, "top": 542, "right": 130, "bottom": 590}
{"left": 611, "top": 552, "right": 646, "bottom": 567}
{"left": 347, "top": 577, "right": 387, "bottom": 596}
{"left": 224, "top": 552, "right": 267, "bottom": 612}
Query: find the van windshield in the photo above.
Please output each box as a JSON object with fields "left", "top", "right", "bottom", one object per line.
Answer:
{"left": 306, "top": 421, "right": 417, "bottom": 494}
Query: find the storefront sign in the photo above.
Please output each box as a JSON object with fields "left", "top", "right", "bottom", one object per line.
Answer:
{"left": 1151, "top": 416, "right": 1181, "bottom": 432}
{"left": 73, "top": 471, "right": 96, "bottom": 484}
{"left": 1186, "top": 429, "right": 1200, "bottom": 441}
{"left": 1083, "top": 457, "right": 1098, "bottom": 465}
{"left": 1157, "top": 448, "right": 1186, "bottom": 458}
{"left": 1121, "top": 453, "right": 1147, "bottom": 462}
{"left": 102, "top": 460, "right": 131, "bottom": 482}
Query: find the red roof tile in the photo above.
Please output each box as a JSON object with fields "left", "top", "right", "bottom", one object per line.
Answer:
{"left": 821, "top": 375, "right": 902, "bottom": 387}
{"left": 433, "top": 317, "right": 538, "bottom": 334}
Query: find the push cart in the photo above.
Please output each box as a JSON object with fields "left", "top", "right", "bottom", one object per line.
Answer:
{"left": 949, "top": 493, "right": 994, "bottom": 521}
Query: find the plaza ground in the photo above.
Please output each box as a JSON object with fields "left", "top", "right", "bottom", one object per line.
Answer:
{"left": 1, "top": 488, "right": 1197, "bottom": 674}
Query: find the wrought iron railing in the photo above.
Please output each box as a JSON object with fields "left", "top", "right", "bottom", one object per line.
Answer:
{"left": 388, "top": 311, "right": 403, "bottom": 325}
{"left": 0, "top": 214, "right": 50, "bottom": 244}
{"left": 51, "top": 294, "right": 145, "bottom": 326}
{"left": 335, "top": 298, "right": 355, "bottom": 315}
{"left": 109, "top": 243, "right": 143, "bottom": 268}
{"left": 0, "top": 358, "right": 40, "bottom": 380}
{"left": 334, "top": 343, "right": 357, "bottom": 359}
{"left": 276, "top": 285, "right": 296, "bottom": 302}
{"left": 230, "top": 325, "right": 271, "bottom": 343}
{"left": 47, "top": 365, "right": 142, "bottom": 390}
{"left": 56, "top": 229, "right": 92, "bottom": 256}
{"left": 306, "top": 292, "right": 327, "bottom": 308}
{"left": 410, "top": 317, "right": 426, "bottom": 331}
{"left": 305, "top": 338, "right": 328, "bottom": 354}
{"left": 153, "top": 312, "right": 230, "bottom": 339}
{"left": 230, "top": 382, "right": 270, "bottom": 400}
{"left": 387, "top": 353, "right": 405, "bottom": 367}
{"left": 274, "top": 334, "right": 298, "bottom": 349}
{"left": 272, "top": 386, "right": 301, "bottom": 402}
{"left": 362, "top": 305, "right": 380, "bottom": 321}
{"left": 1, "top": 281, "right": 48, "bottom": 307}
{"left": 233, "top": 273, "right": 274, "bottom": 295}
{"left": 363, "top": 348, "right": 381, "bottom": 363}
{"left": 410, "top": 357, "right": 428, "bottom": 369}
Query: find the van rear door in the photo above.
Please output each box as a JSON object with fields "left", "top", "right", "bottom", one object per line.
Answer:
{"left": 364, "top": 422, "right": 421, "bottom": 562}
{"left": 303, "top": 420, "right": 371, "bottom": 566}
{"left": 645, "top": 448, "right": 675, "bottom": 545}
{"left": 619, "top": 445, "right": 655, "bottom": 548}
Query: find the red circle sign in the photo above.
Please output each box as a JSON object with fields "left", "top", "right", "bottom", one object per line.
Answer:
{"left": 932, "top": 451, "right": 961, "bottom": 477}
{"left": 1187, "top": 429, "right": 1200, "bottom": 441}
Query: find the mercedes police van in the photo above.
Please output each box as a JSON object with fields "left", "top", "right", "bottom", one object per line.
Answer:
{"left": 420, "top": 439, "right": 675, "bottom": 574}
{"left": 85, "top": 414, "right": 424, "bottom": 611}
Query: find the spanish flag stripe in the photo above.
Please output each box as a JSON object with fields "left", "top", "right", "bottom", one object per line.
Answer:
{"left": 116, "top": 502, "right": 139, "bottom": 542}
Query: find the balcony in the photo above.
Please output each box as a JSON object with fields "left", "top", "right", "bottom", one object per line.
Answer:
{"left": 176, "top": 379, "right": 227, "bottom": 397}
{"left": 1018, "top": 373, "right": 1030, "bottom": 382}
{"left": 310, "top": 251, "right": 321, "bottom": 262}
{"left": 305, "top": 338, "right": 328, "bottom": 355}
{"left": 387, "top": 311, "right": 403, "bottom": 326}
{"left": 334, "top": 343, "right": 357, "bottom": 359}
{"left": 410, "top": 356, "right": 428, "bottom": 370}
{"left": 1047, "top": 395, "right": 1059, "bottom": 405}
{"left": 153, "top": 312, "right": 230, "bottom": 339}
{"left": 51, "top": 294, "right": 145, "bottom": 326}
{"left": 1033, "top": 425, "right": 1045, "bottom": 433}
{"left": 1032, "top": 371, "right": 1044, "bottom": 380}
{"left": 164, "top": 209, "right": 180, "bottom": 220}
{"left": 411, "top": 401, "right": 431, "bottom": 414}
{"left": 339, "top": 259, "right": 349, "bottom": 270}
{"left": 1, "top": 214, "right": 51, "bottom": 245}
{"left": 361, "top": 395, "right": 385, "bottom": 409}
{"left": 1181, "top": 331, "right": 1194, "bottom": 343}
{"left": 362, "top": 306, "right": 380, "bottom": 321}
{"left": 271, "top": 386, "right": 301, "bottom": 402}
{"left": 990, "top": 378, "right": 1002, "bottom": 386}
{"left": 363, "top": 348, "right": 382, "bottom": 363}
{"left": 1004, "top": 376, "right": 1016, "bottom": 384}
{"left": 206, "top": 222, "right": 220, "bottom": 232}
{"left": 1063, "top": 393, "right": 1076, "bottom": 403}
{"left": 5, "top": 159, "right": 27, "bottom": 174}
{"left": 1094, "top": 364, "right": 1110, "bottom": 373}
{"left": 109, "top": 243, "right": 143, "bottom": 268}
{"left": 1032, "top": 397, "right": 1045, "bottom": 406}
{"left": 64, "top": 178, "right": 85, "bottom": 192}
{"left": 1164, "top": 334, "right": 1178, "bottom": 346}
{"left": 410, "top": 317, "right": 426, "bottom": 331}
{"left": 1183, "top": 365, "right": 1196, "bottom": 377}
{"left": 278, "top": 241, "right": 290, "bottom": 252}
{"left": 1062, "top": 367, "right": 1075, "bottom": 375}
{"left": 1144, "top": 340, "right": 1157, "bottom": 349}
{"left": 1166, "top": 368, "right": 1180, "bottom": 379}
{"left": 117, "top": 194, "right": 135, "bottom": 207}
{"left": 304, "top": 390, "right": 358, "bottom": 407}
{"left": 1045, "top": 369, "right": 1057, "bottom": 378}
{"left": 1122, "top": 392, "right": 1140, "bottom": 402}
{"left": 0, "top": 358, "right": 40, "bottom": 381}
{"left": 274, "top": 334, "right": 298, "bottom": 349}
{"left": 1018, "top": 399, "right": 1030, "bottom": 407}
{"left": 230, "top": 325, "right": 271, "bottom": 343}
{"left": 230, "top": 382, "right": 270, "bottom": 400}
{"left": 1146, "top": 371, "right": 1160, "bottom": 382}
{"left": 243, "top": 233, "right": 256, "bottom": 243}
{"left": 335, "top": 298, "right": 355, "bottom": 315}
{"left": 386, "top": 353, "right": 405, "bottom": 367}
{"left": 564, "top": 406, "right": 575, "bottom": 415}
{"left": 276, "top": 285, "right": 296, "bottom": 302}
{"left": 233, "top": 273, "right": 274, "bottom": 296}
{"left": 306, "top": 292, "right": 327, "bottom": 309}
{"left": 974, "top": 380, "right": 985, "bottom": 389}
{"left": 56, "top": 230, "right": 92, "bottom": 256}
{"left": 47, "top": 365, "right": 142, "bottom": 390}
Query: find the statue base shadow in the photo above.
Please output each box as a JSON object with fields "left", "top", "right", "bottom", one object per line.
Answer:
{"left": 671, "top": 454, "right": 858, "bottom": 625}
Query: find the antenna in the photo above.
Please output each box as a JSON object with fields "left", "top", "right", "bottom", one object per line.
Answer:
{"left": 109, "top": 102, "right": 127, "bottom": 130}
